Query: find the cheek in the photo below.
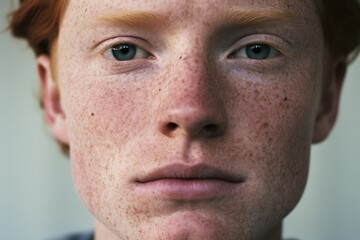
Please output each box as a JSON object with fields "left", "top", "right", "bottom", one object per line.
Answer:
{"left": 219, "top": 58, "right": 322, "bottom": 216}
{"left": 61, "top": 69, "right": 166, "bottom": 234}
{"left": 65, "top": 82, "right": 121, "bottom": 216}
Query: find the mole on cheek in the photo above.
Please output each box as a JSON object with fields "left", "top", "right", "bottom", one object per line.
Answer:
{"left": 279, "top": 95, "right": 290, "bottom": 109}
{"left": 284, "top": 96, "right": 290, "bottom": 109}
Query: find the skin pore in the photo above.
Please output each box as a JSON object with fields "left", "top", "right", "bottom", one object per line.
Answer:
{"left": 38, "top": 0, "right": 344, "bottom": 239}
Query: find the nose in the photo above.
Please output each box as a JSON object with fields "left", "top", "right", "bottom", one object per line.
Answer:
{"left": 157, "top": 56, "right": 228, "bottom": 139}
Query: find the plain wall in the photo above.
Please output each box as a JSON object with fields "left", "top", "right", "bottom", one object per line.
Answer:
{"left": 1, "top": 1, "right": 359, "bottom": 239}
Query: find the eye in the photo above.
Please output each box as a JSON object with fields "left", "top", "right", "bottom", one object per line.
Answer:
{"left": 231, "top": 44, "right": 280, "bottom": 60}
{"left": 105, "top": 43, "right": 150, "bottom": 61}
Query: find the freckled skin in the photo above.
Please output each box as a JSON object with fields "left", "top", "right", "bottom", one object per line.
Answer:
{"left": 51, "top": 0, "right": 329, "bottom": 239}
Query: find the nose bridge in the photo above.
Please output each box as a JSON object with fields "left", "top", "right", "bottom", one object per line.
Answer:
{"left": 170, "top": 31, "right": 214, "bottom": 96}
{"left": 157, "top": 45, "right": 227, "bottom": 139}
{"left": 175, "top": 53, "right": 213, "bottom": 103}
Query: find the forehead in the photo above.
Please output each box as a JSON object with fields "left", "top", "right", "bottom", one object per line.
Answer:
{"left": 63, "top": 0, "right": 319, "bottom": 28}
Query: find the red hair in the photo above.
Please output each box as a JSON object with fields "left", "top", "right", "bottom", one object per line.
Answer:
{"left": 9, "top": 0, "right": 68, "bottom": 56}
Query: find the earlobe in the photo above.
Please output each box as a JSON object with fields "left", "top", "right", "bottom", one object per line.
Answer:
{"left": 37, "top": 55, "right": 69, "bottom": 145}
{"left": 312, "top": 60, "right": 347, "bottom": 143}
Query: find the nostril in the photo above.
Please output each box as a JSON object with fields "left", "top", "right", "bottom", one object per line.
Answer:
{"left": 159, "top": 116, "right": 226, "bottom": 138}
{"left": 203, "top": 124, "right": 220, "bottom": 134}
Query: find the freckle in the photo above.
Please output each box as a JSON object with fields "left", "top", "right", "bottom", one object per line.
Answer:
{"left": 91, "top": 113, "right": 95, "bottom": 116}
{"left": 159, "top": 88, "right": 161, "bottom": 91}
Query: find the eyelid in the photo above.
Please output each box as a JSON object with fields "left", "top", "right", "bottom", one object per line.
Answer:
{"left": 104, "top": 43, "right": 151, "bottom": 61}
{"left": 227, "top": 34, "right": 294, "bottom": 59}
{"left": 231, "top": 43, "right": 280, "bottom": 59}
{"left": 94, "top": 36, "right": 154, "bottom": 57}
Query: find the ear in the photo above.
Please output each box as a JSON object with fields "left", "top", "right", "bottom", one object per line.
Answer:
{"left": 37, "top": 55, "right": 69, "bottom": 145}
{"left": 312, "top": 59, "right": 347, "bottom": 143}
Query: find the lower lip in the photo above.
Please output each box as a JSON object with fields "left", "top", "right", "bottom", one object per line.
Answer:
{"left": 134, "top": 179, "right": 241, "bottom": 200}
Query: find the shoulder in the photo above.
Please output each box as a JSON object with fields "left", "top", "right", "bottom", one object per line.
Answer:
{"left": 48, "top": 232, "right": 94, "bottom": 240}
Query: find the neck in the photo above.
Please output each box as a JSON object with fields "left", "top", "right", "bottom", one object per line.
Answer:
{"left": 94, "top": 219, "right": 283, "bottom": 240}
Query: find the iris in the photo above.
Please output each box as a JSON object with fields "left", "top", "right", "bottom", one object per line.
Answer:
{"left": 111, "top": 44, "right": 137, "bottom": 61}
{"left": 245, "top": 44, "right": 272, "bottom": 60}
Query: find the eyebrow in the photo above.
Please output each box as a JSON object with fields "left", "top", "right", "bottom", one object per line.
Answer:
{"left": 222, "top": 8, "right": 301, "bottom": 26}
{"left": 89, "top": 11, "right": 169, "bottom": 30}
{"left": 89, "top": 8, "right": 302, "bottom": 31}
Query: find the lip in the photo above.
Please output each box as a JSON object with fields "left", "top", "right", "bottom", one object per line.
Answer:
{"left": 133, "top": 163, "right": 245, "bottom": 200}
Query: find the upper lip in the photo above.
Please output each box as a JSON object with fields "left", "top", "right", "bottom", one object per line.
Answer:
{"left": 135, "top": 163, "right": 245, "bottom": 184}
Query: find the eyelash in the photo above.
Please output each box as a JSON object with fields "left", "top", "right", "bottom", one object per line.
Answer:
{"left": 104, "top": 43, "right": 152, "bottom": 61}
{"left": 224, "top": 37, "right": 292, "bottom": 72}
{"left": 229, "top": 43, "right": 282, "bottom": 60}
{"left": 99, "top": 35, "right": 291, "bottom": 67}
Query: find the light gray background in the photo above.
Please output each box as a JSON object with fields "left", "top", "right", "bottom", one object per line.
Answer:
{"left": 1, "top": 1, "right": 359, "bottom": 239}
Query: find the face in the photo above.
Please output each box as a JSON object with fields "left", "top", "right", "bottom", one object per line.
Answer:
{"left": 39, "top": 0, "right": 339, "bottom": 239}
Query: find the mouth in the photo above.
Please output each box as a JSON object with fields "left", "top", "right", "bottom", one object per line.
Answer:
{"left": 133, "top": 163, "right": 246, "bottom": 200}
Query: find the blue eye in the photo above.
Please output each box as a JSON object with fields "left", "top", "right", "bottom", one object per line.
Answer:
{"left": 112, "top": 44, "right": 137, "bottom": 61}
{"left": 105, "top": 43, "right": 150, "bottom": 61}
{"left": 232, "top": 43, "right": 280, "bottom": 60}
{"left": 246, "top": 44, "right": 271, "bottom": 59}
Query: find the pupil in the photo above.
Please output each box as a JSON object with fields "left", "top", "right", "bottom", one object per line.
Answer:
{"left": 251, "top": 45, "right": 262, "bottom": 54}
{"left": 120, "top": 46, "right": 130, "bottom": 54}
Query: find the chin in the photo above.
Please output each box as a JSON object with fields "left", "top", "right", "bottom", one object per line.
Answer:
{"left": 136, "top": 210, "right": 252, "bottom": 240}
